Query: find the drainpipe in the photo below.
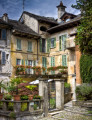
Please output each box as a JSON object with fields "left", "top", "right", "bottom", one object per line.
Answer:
{"left": 37, "top": 39, "right": 38, "bottom": 62}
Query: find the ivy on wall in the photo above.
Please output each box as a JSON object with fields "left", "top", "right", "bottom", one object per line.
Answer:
{"left": 80, "top": 55, "right": 92, "bottom": 83}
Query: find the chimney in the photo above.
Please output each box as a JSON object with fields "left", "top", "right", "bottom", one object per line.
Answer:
{"left": 57, "top": 1, "right": 66, "bottom": 23}
{"left": 2, "top": 13, "right": 8, "bottom": 22}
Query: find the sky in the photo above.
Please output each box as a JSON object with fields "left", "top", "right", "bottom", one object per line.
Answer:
{"left": 0, "top": 0, "right": 80, "bottom": 20}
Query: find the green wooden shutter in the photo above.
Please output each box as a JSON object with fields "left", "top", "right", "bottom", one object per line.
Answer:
{"left": 59, "top": 36, "right": 62, "bottom": 51}
{"left": 22, "top": 59, "right": 24, "bottom": 65}
{"left": 25, "top": 60, "right": 28, "bottom": 66}
{"left": 40, "top": 38, "right": 42, "bottom": 52}
{"left": 47, "top": 38, "right": 51, "bottom": 53}
{"left": 42, "top": 57, "right": 47, "bottom": 68}
{"left": 54, "top": 37, "right": 56, "bottom": 48}
{"left": 63, "top": 35, "right": 67, "bottom": 50}
{"left": 62, "top": 55, "right": 67, "bottom": 66}
{"left": 33, "top": 61, "right": 36, "bottom": 66}
{"left": 51, "top": 57, "right": 55, "bottom": 67}
{"left": 28, "top": 41, "right": 32, "bottom": 52}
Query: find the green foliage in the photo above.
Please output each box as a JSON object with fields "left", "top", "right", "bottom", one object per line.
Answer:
{"left": 7, "top": 77, "right": 22, "bottom": 95}
{"left": 21, "top": 95, "right": 28, "bottom": 100}
{"left": 8, "top": 102, "right": 14, "bottom": 111}
{"left": 9, "top": 112, "right": 16, "bottom": 118}
{"left": 72, "top": 0, "right": 92, "bottom": 54}
{"left": 4, "top": 94, "right": 12, "bottom": 100}
{"left": 26, "top": 85, "right": 37, "bottom": 91}
{"left": 50, "top": 98, "right": 56, "bottom": 108}
{"left": 0, "top": 102, "right": 3, "bottom": 109}
{"left": 33, "top": 95, "right": 41, "bottom": 99}
{"left": 64, "top": 82, "right": 70, "bottom": 88}
{"left": 80, "top": 55, "right": 92, "bottom": 83}
{"left": 0, "top": 80, "right": 7, "bottom": 93}
{"left": 76, "top": 83, "right": 92, "bottom": 101}
{"left": 21, "top": 103, "right": 27, "bottom": 111}
{"left": 33, "top": 104, "right": 38, "bottom": 110}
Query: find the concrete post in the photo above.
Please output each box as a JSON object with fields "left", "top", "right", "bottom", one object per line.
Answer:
{"left": 43, "top": 80, "right": 48, "bottom": 117}
{"left": 72, "top": 77, "right": 76, "bottom": 101}
{"left": 39, "top": 79, "right": 44, "bottom": 97}
{"left": 55, "top": 79, "right": 64, "bottom": 110}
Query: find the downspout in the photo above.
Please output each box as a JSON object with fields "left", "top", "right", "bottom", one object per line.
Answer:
{"left": 37, "top": 39, "right": 38, "bottom": 62}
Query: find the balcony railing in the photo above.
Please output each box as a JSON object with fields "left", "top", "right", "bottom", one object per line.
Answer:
{"left": 66, "top": 37, "right": 75, "bottom": 49}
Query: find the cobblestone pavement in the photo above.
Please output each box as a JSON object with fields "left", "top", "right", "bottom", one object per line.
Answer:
{"left": 38, "top": 101, "right": 92, "bottom": 120}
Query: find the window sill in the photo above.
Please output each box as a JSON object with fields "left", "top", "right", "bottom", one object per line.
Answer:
{"left": 50, "top": 47, "right": 55, "bottom": 49}
{"left": 27, "top": 51, "right": 33, "bottom": 53}
{"left": 16, "top": 49, "right": 22, "bottom": 51}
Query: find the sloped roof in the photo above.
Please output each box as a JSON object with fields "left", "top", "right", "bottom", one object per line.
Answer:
{"left": 60, "top": 12, "right": 77, "bottom": 19}
{"left": 8, "top": 19, "right": 40, "bottom": 37}
{"left": 23, "top": 11, "right": 58, "bottom": 25}
{"left": 0, "top": 18, "right": 12, "bottom": 27}
{"left": 47, "top": 15, "right": 81, "bottom": 34}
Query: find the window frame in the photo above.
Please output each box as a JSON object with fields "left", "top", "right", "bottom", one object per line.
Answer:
{"left": 28, "top": 41, "right": 32, "bottom": 52}
{"left": 17, "top": 39, "right": 21, "bottom": 50}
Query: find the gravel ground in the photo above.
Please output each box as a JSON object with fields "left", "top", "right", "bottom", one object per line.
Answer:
{"left": 38, "top": 101, "right": 92, "bottom": 120}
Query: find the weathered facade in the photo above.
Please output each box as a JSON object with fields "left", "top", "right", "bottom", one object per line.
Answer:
{"left": 0, "top": 14, "right": 12, "bottom": 85}
{"left": 0, "top": 1, "right": 82, "bottom": 89}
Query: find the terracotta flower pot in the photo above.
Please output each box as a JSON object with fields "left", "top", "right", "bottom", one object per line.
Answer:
{"left": 0, "top": 94, "right": 3, "bottom": 100}
{"left": 28, "top": 95, "right": 33, "bottom": 101}
{"left": 14, "top": 95, "right": 20, "bottom": 101}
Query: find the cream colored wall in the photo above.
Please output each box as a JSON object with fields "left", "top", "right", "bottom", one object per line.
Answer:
{"left": 45, "top": 27, "right": 77, "bottom": 84}
{"left": 11, "top": 35, "right": 38, "bottom": 77}
{"left": 23, "top": 14, "right": 39, "bottom": 33}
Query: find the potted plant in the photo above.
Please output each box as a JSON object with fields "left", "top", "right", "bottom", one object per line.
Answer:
{"left": 26, "top": 85, "right": 37, "bottom": 100}
{"left": 33, "top": 95, "right": 41, "bottom": 99}
{"left": 0, "top": 80, "right": 7, "bottom": 100}
{"left": 4, "top": 94, "right": 12, "bottom": 100}
{"left": 21, "top": 95, "right": 28, "bottom": 100}
{"left": 8, "top": 78, "right": 22, "bottom": 101}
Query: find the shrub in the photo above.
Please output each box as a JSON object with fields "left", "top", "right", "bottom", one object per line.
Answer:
{"left": 21, "top": 103, "right": 27, "bottom": 111}
{"left": 64, "top": 83, "right": 70, "bottom": 88}
{"left": 8, "top": 102, "right": 14, "bottom": 111}
{"left": 76, "top": 83, "right": 92, "bottom": 101}
{"left": 33, "top": 104, "right": 38, "bottom": 110}
{"left": 4, "top": 94, "right": 12, "bottom": 100}
{"left": 0, "top": 102, "right": 3, "bottom": 109}
{"left": 80, "top": 55, "right": 92, "bottom": 83}
{"left": 21, "top": 95, "right": 28, "bottom": 100}
{"left": 33, "top": 95, "right": 41, "bottom": 99}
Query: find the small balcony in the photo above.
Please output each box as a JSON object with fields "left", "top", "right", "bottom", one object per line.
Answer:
{"left": 66, "top": 37, "right": 75, "bottom": 50}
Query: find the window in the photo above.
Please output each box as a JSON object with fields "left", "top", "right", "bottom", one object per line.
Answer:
{"left": 42, "top": 57, "right": 47, "bottom": 68}
{"left": 28, "top": 41, "right": 32, "bottom": 52}
{"left": 16, "top": 59, "right": 21, "bottom": 65}
{"left": 0, "top": 29, "right": 6, "bottom": 40}
{"left": 51, "top": 57, "right": 55, "bottom": 67}
{"left": 40, "top": 26, "right": 47, "bottom": 32}
{"left": 17, "top": 39, "right": 21, "bottom": 50}
{"left": 62, "top": 55, "right": 67, "bottom": 66}
{"left": 1, "top": 52, "right": 6, "bottom": 65}
{"left": 51, "top": 38, "right": 56, "bottom": 48}
{"left": 59, "top": 34, "right": 67, "bottom": 51}
{"left": 40, "top": 38, "right": 46, "bottom": 53}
